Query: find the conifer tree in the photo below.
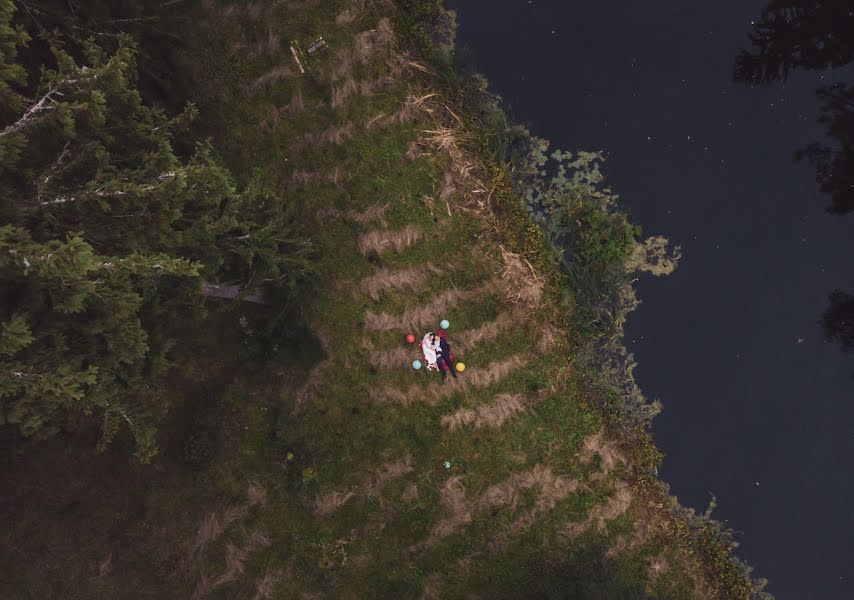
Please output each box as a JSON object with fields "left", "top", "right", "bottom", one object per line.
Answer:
{"left": 0, "top": 1, "right": 313, "bottom": 460}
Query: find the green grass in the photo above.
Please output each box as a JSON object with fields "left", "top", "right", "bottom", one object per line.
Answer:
{"left": 165, "top": 5, "right": 663, "bottom": 595}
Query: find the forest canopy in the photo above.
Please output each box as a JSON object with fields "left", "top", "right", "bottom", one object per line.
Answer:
{"left": 0, "top": 0, "right": 313, "bottom": 461}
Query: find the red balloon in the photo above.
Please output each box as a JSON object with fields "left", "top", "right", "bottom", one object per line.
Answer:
{"left": 405, "top": 334, "right": 415, "bottom": 344}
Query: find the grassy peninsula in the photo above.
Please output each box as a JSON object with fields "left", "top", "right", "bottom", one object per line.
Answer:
{"left": 0, "top": 1, "right": 770, "bottom": 598}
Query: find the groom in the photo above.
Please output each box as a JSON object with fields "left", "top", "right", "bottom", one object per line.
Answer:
{"left": 431, "top": 332, "right": 457, "bottom": 382}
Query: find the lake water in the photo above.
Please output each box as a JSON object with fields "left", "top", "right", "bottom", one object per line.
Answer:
{"left": 446, "top": 1, "right": 854, "bottom": 598}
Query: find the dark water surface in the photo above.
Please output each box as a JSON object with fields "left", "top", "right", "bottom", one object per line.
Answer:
{"left": 446, "top": 1, "right": 854, "bottom": 598}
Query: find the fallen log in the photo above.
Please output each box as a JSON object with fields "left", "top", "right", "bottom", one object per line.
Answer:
{"left": 200, "top": 281, "right": 270, "bottom": 305}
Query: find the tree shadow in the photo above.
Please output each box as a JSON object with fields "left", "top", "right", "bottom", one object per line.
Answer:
{"left": 822, "top": 289, "right": 854, "bottom": 354}
{"left": 735, "top": 1, "right": 854, "bottom": 216}
{"left": 735, "top": 1, "right": 854, "bottom": 356}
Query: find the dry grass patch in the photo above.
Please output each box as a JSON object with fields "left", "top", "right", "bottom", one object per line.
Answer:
{"left": 478, "top": 466, "right": 576, "bottom": 513}
{"left": 360, "top": 264, "right": 442, "bottom": 301}
{"left": 368, "top": 319, "right": 521, "bottom": 369}
{"left": 252, "top": 567, "right": 285, "bottom": 600}
{"left": 368, "top": 343, "right": 414, "bottom": 367}
{"left": 439, "top": 170, "right": 456, "bottom": 202}
{"left": 490, "top": 474, "right": 582, "bottom": 551}
{"left": 454, "top": 313, "right": 510, "bottom": 351}
{"left": 365, "top": 93, "right": 434, "bottom": 132}
{"left": 445, "top": 302, "right": 533, "bottom": 351}
{"left": 462, "top": 354, "right": 527, "bottom": 388}
{"left": 246, "top": 480, "right": 267, "bottom": 506}
{"left": 368, "top": 304, "right": 521, "bottom": 370}
{"left": 314, "top": 490, "right": 357, "bottom": 517}
{"left": 353, "top": 17, "right": 395, "bottom": 63}
{"left": 441, "top": 393, "right": 529, "bottom": 432}
{"left": 430, "top": 476, "right": 471, "bottom": 541}
{"left": 191, "top": 529, "right": 272, "bottom": 599}
{"left": 311, "top": 202, "right": 390, "bottom": 227}
{"left": 498, "top": 245, "right": 545, "bottom": 308}
{"left": 332, "top": 56, "right": 408, "bottom": 108}
{"left": 374, "top": 384, "right": 432, "bottom": 406}
{"left": 442, "top": 370, "right": 557, "bottom": 432}
{"left": 375, "top": 354, "right": 528, "bottom": 406}
{"left": 418, "top": 113, "right": 490, "bottom": 212}
{"left": 259, "top": 105, "right": 287, "bottom": 133}
{"left": 285, "top": 86, "right": 318, "bottom": 115}
{"left": 606, "top": 517, "right": 656, "bottom": 558}
{"left": 403, "top": 140, "right": 425, "bottom": 162}
{"left": 332, "top": 77, "right": 360, "bottom": 108}
{"left": 579, "top": 431, "right": 625, "bottom": 478}
{"left": 189, "top": 505, "right": 245, "bottom": 564}
{"left": 364, "top": 287, "right": 468, "bottom": 332}
{"left": 357, "top": 225, "right": 421, "bottom": 255}
{"left": 364, "top": 455, "right": 414, "bottom": 496}
{"left": 316, "top": 206, "right": 344, "bottom": 222}
{"left": 420, "top": 573, "right": 444, "bottom": 600}
{"left": 563, "top": 481, "right": 632, "bottom": 538}
{"left": 596, "top": 483, "right": 634, "bottom": 523}
{"left": 314, "top": 455, "right": 413, "bottom": 517}
{"left": 541, "top": 322, "right": 562, "bottom": 348}
{"left": 296, "top": 93, "right": 430, "bottom": 151}
{"left": 290, "top": 166, "right": 347, "bottom": 187}
{"left": 287, "top": 86, "right": 306, "bottom": 113}
{"left": 187, "top": 480, "right": 267, "bottom": 570}
{"left": 373, "top": 324, "right": 555, "bottom": 405}
{"left": 329, "top": 16, "right": 397, "bottom": 105}
{"left": 401, "top": 482, "right": 419, "bottom": 502}
{"left": 301, "top": 121, "right": 357, "bottom": 148}
{"left": 362, "top": 271, "right": 507, "bottom": 333}
{"left": 647, "top": 554, "right": 670, "bottom": 581}
{"left": 347, "top": 202, "right": 390, "bottom": 227}
{"left": 336, "top": 4, "right": 360, "bottom": 26}
{"left": 430, "top": 465, "right": 578, "bottom": 544}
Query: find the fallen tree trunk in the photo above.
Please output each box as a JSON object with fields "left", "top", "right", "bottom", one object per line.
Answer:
{"left": 200, "top": 281, "right": 270, "bottom": 305}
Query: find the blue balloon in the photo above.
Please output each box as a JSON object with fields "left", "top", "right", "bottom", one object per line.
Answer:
{"left": 440, "top": 319, "right": 450, "bottom": 329}
{"left": 412, "top": 360, "right": 422, "bottom": 370}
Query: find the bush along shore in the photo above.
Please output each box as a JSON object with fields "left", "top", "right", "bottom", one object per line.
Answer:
{"left": 0, "top": 0, "right": 770, "bottom": 598}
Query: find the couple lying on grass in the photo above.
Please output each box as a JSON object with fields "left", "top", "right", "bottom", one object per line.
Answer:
{"left": 421, "top": 330, "right": 458, "bottom": 381}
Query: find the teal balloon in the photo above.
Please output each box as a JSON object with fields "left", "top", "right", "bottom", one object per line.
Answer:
{"left": 440, "top": 319, "right": 450, "bottom": 329}
{"left": 412, "top": 360, "right": 422, "bottom": 370}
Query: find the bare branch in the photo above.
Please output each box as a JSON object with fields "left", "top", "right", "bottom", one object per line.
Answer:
{"left": 0, "top": 87, "right": 62, "bottom": 138}
{"left": 36, "top": 141, "right": 71, "bottom": 202}
{"left": 39, "top": 171, "right": 179, "bottom": 206}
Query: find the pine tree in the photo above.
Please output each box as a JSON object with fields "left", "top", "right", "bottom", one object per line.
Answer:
{"left": 0, "top": 224, "right": 198, "bottom": 459}
{"left": 0, "top": 2, "right": 313, "bottom": 461}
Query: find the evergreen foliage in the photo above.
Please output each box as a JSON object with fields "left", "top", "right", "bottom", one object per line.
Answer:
{"left": 0, "top": 1, "right": 312, "bottom": 461}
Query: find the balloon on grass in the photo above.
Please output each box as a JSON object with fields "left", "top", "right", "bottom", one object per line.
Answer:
{"left": 405, "top": 333, "right": 415, "bottom": 344}
{"left": 412, "top": 360, "right": 422, "bottom": 370}
{"left": 455, "top": 362, "right": 465, "bottom": 372}
{"left": 440, "top": 319, "right": 450, "bottom": 329}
